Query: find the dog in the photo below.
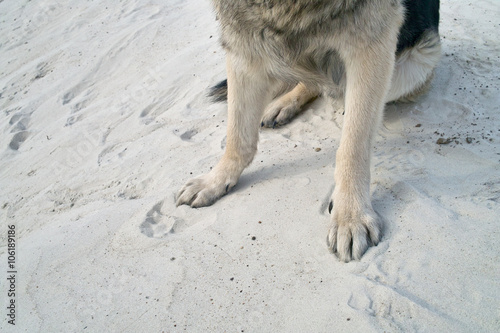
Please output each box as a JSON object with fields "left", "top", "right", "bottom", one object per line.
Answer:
{"left": 177, "top": 0, "right": 441, "bottom": 262}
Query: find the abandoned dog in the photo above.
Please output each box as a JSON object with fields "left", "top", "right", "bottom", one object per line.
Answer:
{"left": 177, "top": 0, "right": 441, "bottom": 262}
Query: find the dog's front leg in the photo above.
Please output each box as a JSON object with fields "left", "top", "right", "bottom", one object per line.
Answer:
{"left": 327, "top": 42, "right": 396, "bottom": 262}
{"left": 177, "top": 55, "right": 273, "bottom": 207}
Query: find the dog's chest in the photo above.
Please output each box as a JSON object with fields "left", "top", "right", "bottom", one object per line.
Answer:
{"left": 212, "top": 0, "right": 355, "bottom": 33}
{"left": 213, "top": 1, "right": 354, "bottom": 61}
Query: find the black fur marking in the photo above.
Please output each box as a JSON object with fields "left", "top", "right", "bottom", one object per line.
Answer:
{"left": 208, "top": 79, "right": 228, "bottom": 102}
{"left": 397, "top": 0, "right": 440, "bottom": 54}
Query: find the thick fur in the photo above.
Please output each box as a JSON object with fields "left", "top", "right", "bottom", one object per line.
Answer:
{"left": 177, "top": 0, "right": 441, "bottom": 262}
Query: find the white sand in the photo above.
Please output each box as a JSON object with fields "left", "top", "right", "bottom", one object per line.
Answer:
{"left": 1, "top": 0, "right": 499, "bottom": 331}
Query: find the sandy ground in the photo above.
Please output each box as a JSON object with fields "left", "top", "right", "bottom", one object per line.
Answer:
{"left": 1, "top": 0, "right": 499, "bottom": 332}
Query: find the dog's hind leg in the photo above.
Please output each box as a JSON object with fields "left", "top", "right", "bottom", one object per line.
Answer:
{"left": 386, "top": 30, "right": 441, "bottom": 103}
{"left": 176, "top": 55, "right": 274, "bottom": 207}
{"left": 260, "top": 82, "right": 319, "bottom": 128}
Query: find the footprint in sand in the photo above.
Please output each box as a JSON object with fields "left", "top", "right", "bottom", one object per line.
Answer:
{"left": 8, "top": 111, "right": 32, "bottom": 150}
{"left": 9, "top": 131, "right": 30, "bottom": 150}
{"left": 61, "top": 78, "right": 95, "bottom": 126}
{"left": 140, "top": 201, "right": 183, "bottom": 238}
{"left": 347, "top": 290, "right": 376, "bottom": 316}
{"left": 179, "top": 129, "right": 198, "bottom": 141}
{"left": 140, "top": 200, "right": 217, "bottom": 239}
{"left": 65, "top": 97, "right": 90, "bottom": 126}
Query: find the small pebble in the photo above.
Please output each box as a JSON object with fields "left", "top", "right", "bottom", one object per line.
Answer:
{"left": 436, "top": 138, "right": 452, "bottom": 145}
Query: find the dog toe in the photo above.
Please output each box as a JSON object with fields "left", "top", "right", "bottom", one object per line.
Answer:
{"left": 328, "top": 208, "right": 382, "bottom": 262}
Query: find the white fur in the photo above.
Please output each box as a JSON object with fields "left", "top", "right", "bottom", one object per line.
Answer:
{"left": 386, "top": 31, "right": 441, "bottom": 102}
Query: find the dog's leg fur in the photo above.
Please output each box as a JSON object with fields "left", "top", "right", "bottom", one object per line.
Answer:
{"left": 260, "top": 82, "right": 319, "bottom": 128}
{"left": 257, "top": 29, "right": 441, "bottom": 130}
{"left": 326, "top": 27, "right": 401, "bottom": 262}
{"left": 387, "top": 30, "right": 441, "bottom": 103}
{"left": 176, "top": 55, "right": 274, "bottom": 207}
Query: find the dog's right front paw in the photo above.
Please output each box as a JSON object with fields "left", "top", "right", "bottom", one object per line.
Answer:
{"left": 176, "top": 173, "right": 234, "bottom": 208}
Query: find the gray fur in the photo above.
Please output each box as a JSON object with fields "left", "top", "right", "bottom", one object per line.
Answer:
{"left": 214, "top": 0, "right": 402, "bottom": 88}
{"left": 179, "top": 0, "right": 441, "bottom": 262}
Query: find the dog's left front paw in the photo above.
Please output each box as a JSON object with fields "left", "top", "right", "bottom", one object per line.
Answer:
{"left": 327, "top": 206, "right": 381, "bottom": 262}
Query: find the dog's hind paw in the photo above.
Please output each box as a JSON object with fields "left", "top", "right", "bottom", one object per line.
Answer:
{"left": 327, "top": 207, "right": 382, "bottom": 262}
{"left": 261, "top": 83, "right": 317, "bottom": 128}
{"left": 261, "top": 96, "right": 303, "bottom": 128}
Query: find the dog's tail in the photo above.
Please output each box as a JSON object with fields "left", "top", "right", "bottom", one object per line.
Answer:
{"left": 208, "top": 79, "right": 228, "bottom": 102}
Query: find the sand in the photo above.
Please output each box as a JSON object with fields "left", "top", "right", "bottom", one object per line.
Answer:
{"left": 1, "top": 0, "right": 499, "bottom": 331}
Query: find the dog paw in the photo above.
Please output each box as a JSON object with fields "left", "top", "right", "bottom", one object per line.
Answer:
{"left": 327, "top": 206, "right": 381, "bottom": 262}
{"left": 261, "top": 97, "right": 303, "bottom": 128}
{"left": 176, "top": 173, "right": 235, "bottom": 208}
